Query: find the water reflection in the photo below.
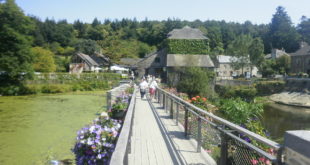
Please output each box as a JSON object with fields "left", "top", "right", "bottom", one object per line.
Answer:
{"left": 262, "top": 103, "right": 310, "bottom": 142}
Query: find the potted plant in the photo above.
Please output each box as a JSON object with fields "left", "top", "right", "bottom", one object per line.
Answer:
{"left": 109, "top": 102, "right": 128, "bottom": 119}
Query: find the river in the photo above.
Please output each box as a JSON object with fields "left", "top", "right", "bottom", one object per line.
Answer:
{"left": 0, "top": 91, "right": 106, "bottom": 165}
{"left": 262, "top": 102, "right": 310, "bottom": 142}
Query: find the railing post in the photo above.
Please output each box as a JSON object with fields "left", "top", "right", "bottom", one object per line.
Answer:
{"left": 163, "top": 93, "right": 166, "bottom": 109}
{"left": 107, "top": 91, "right": 112, "bottom": 111}
{"left": 184, "top": 106, "right": 189, "bottom": 136}
{"left": 176, "top": 102, "right": 179, "bottom": 125}
{"left": 220, "top": 132, "right": 228, "bottom": 165}
{"left": 197, "top": 117, "right": 202, "bottom": 152}
{"left": 157, "top": 90, "right": 160, "bottom": 103}
{"left": 170, "top": 98, "right": 173, "bottom": 118}
{"left": 165, "top": 94, "right": 168, "bottom": 113}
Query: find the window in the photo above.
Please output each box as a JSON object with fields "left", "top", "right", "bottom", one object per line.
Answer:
{"left": 155, "top": 57, "right": 160, "bottom": 63}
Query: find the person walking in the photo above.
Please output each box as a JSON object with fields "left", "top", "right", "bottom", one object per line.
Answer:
{"left": 149, "top": 79, "right": 158, "bottom": 100}
{"left": 139, "top": 79, "right": 148, "bottom": 99}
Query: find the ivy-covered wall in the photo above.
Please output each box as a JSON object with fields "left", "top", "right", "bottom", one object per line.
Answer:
{"left": 167, "top": 39, "right": 210, "bottom": 54}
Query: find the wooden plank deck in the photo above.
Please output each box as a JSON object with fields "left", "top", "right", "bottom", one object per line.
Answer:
{"left": 128, "top": 93, "right": 215, "bottom": 165}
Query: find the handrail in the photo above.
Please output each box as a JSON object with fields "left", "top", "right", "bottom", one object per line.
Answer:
{"left": 110, "top": 87, "right": 137, "bottom": 165}
{"left": 156, "top": 87, "right": 280, "bottom": 150}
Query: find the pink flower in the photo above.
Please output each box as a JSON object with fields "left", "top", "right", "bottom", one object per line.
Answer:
{"left": 259, "top": 157, "right": 266, "bottom": 162}
{"left": 265, "top": 160, "right": 271, "bottom": 165}
{"left": 250, "top": 159, "right": 258, "bottom": 165}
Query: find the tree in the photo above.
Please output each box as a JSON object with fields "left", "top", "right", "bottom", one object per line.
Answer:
{"left": 298, "top": 16, "right": 310, "bottom": 44}
{"left": 31, "top": 47, "right": 56, "bottom": 72}
{"left": 260, "top": 60, "right": 277, "bottom": 77}
{"left": 0, "top": 0, "right": 34, "bottom": 85}
{"left": 227, "top": 35, "right": 253, "bottom": 76}
{"left": 269, "top": 6, "right": 301, "bottom": 52}
{"left": 74, "top": 39, "right": 100, "bottom": 55}
{"left": 249, "top": 38, "right": 265, "bottom": 74}
{"left": 176, "top": 67, "right": 215, "bottom": 97}
{"left": 275, "top": 55, "right": 291, "bottom": 75}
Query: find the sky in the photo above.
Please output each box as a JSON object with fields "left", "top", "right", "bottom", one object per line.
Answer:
{"left": 16, "top": 0, "right": 310, "bottom": 25}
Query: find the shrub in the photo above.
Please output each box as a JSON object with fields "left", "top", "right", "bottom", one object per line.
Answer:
{"left": 215, "top": 85, "right": 257, "bottom": 102}
{"left": 41, "top": 84, "right": 71, "bottom": 93}
{"left": 219, "top": 98, "right": 263, "bottom": 124}
{"left": 255, "top": 81, "right": 285, "bottom": 96}
{"left": 176, "top": 67, "right": 215, "bottom": 97}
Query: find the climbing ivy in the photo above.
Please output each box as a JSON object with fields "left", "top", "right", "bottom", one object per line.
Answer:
{"left": 167, "top": 39, "right": 210, "bottom": 54}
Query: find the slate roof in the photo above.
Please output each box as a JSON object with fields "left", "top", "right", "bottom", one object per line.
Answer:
{"left": 217, "top": 55, "right": 236, "bottom": 63}
{"left": 291, "top": 42, "right": 310, "bottom": 56}
{"left": 167, "top": 26, "right": 208, "bottom": 40}
{"left": 90, "top": 53, "right": 110, "bottom": 66}
{"left": 77, "top": 53, "right": 99, "bottom": 66}
{"left": 120, "top": 58, "right": 141, "bottom": 66}
{"left": 167, "top": 54, "right": 214, "bottom": 67}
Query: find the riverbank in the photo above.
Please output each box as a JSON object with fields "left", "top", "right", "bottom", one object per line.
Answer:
{"left": 269, "top": 92, "right": 310, "bottom": 108}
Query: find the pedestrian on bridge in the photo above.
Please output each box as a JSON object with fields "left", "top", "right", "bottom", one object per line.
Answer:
{"left": 139, "top": 79, "right": 148, "bottom": 99}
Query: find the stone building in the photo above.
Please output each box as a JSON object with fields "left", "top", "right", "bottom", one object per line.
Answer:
{"left": 291, "top": 42, "right": 310, "bottom": 74}
{"left": 265, "top": 48, "right": 290, "bottom": 59}
{"left": 134, "top": 26, "right": 214, "bottom": 81}
{"left": 215, "top": 55, "right": 260, "bottom": 79}
{"left": 70, "top": 53, "right": 110, "bottom": 73}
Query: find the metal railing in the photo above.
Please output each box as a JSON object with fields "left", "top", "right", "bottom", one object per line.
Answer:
{"left": 155, "top": 87, "right": 283, "bottom": 165}
{"left": 109, "top": 87, "right": 137, "bottom": 165}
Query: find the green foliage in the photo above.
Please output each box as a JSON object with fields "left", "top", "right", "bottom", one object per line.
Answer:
{"left": 215, "top": 85, "right": 257, "bottom": 102}
{"left": 219, "top": 98, "right": 263, "bottom": 124}
{"left": 74, "top": 39, "right": 100, "bottom": 55}
{"left": 31, "top": 47, "right": 56, "bottom": 72}
{"left": 227, "top": 35, "right": 253, "bottom": 73}
{"left": 275, "top": 55, "right": 291, "bottom": 74}
{"left": 99, "top": 38, "right": 155, "bottom": 62}
{"left": 255, "top": 81, "right": 285, "bottom": 96}
{"left": 0, "top": 0, "right": 35, "bottom": 85}
{"left": 249, "top": 38, "right": 265, "bottom": 69}
{"left": 176, "top": 67, "right": 214, "bottom": 97}
{"left": 54, "top": 55, "right": 70, "bottom": 72}
{"left": 298, "top": 16, "right": 310, "bottom": 44}
{"left": 260, "top": 59, "right": 277, "bottom": 77}
{"left": 167, "top": 39, "right": 209, "bottom": 54}
{"left": 269, "top": 6, "right": 301, "bottom": 52}
{"left": 41, "top": 84, "right": 71, "bottom": 93}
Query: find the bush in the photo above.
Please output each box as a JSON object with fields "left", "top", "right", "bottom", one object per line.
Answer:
{"left": 41, "top": 84, "right": 71, "bottom": 93}
{"left": 219, "top": 98, "right": 263, "bottom": 124}
{"left": 176, "top": 67, "right": 215, "bottom": 97}
{"left": 255, "top": 81, "right": 285, "bottom": 96}
{"left": 215, "top": 85, "right": 257, "bottom": 102}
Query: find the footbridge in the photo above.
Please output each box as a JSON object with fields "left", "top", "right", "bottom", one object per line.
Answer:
{"left": 109, "top": 86, "right": 309, "bottom": 165}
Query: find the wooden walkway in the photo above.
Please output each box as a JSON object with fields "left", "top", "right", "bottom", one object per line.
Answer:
{"left": 128, "top": 94, "right": 215, "bottom": 165}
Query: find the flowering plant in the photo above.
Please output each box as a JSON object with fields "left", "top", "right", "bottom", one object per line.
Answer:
{"left": 73, "top": 116, "right": 122, "bottom": 165}
{"left": 108, "top": 93, "right": 130, "bottom": 119}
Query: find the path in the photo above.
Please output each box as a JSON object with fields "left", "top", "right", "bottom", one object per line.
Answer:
{"left": 128, "top": 93, "right": 215, "bottom": 165}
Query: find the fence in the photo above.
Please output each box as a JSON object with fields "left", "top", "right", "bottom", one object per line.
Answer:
{"left": 156, "top": 87, "right": 283, "bottom": 165}
{"left": 110, "top": 87, "right": 137, "bottom": 165}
